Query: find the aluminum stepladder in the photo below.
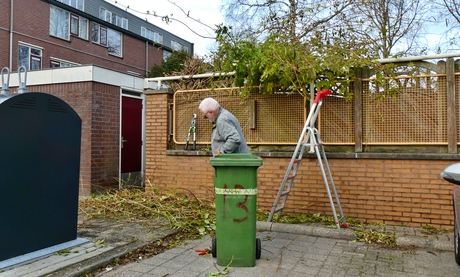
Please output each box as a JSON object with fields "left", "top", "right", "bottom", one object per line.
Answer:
{"left": 267, "top": 89, "right": 348, "bottom": 229}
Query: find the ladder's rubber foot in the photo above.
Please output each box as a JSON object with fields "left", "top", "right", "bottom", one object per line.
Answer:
{"left": 342, "top": 223, "right": 349, "bottom": 228}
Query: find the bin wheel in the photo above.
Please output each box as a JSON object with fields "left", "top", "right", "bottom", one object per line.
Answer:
{"left": 256, "top": 238, "right": 261, "bottom": 259}
{"left": 211, "top": 237, "right": 217, "bottom": 258}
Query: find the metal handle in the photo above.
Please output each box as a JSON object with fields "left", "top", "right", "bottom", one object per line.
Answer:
{"left": 1, "top": 67, "right": 10, "bottom": 95}
{"left": 17, "top": 66, "right": 27, "bottom": 93}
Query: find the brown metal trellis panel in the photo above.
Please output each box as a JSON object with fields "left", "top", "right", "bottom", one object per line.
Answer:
{"left": 318, "top": 96, "right": 355, "bottom": 145}
{"left": 173, "top": 88, "right": 305, "bottom": 146}
{"left": 362, "top": 75, "right": 448, "bottom": 145}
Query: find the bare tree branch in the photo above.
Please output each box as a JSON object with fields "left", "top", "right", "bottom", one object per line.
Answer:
{"left": 106, "top": 0, "right": 218, "bottom": 39}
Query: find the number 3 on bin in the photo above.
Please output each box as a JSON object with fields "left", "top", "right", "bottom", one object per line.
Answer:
{"left": 223, "top": 184, "right": 248, "bottom": 222}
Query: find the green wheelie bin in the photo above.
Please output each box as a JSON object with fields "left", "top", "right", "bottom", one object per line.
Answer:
{"left": 210, "top": 153, "right": 263, "bottom": 267}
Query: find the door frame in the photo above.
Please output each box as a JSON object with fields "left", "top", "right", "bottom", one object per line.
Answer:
{"left": 119, "top": 90, "right": 145, "bottom": 188}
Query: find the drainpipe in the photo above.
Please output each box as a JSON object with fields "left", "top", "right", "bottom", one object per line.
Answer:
{"left": 145, "top": 40, "right": 149, "bottom": 76}
{"left": 9, "top": 0, "right": 13, "bottom": 70}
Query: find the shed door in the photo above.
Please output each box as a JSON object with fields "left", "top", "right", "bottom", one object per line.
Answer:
{"left": 121, "top": 95, "right": 143, "bottom": 187}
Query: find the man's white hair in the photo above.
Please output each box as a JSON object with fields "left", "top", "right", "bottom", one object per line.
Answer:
{"left": 199, "top": 98, "right": 220, "bottom": 112}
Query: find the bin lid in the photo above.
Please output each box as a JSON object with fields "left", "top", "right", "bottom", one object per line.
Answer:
{"left": 0, "top": 93, "right": 14, "bottom": 105}
{"left": 210, "top": 154, "right": 263, "bottom": 167}
{"left": 441, "top": 162, "right": 460, "bottom": 185}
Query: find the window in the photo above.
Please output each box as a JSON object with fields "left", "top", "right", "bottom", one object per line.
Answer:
{"left": 171, "top": 40, "right": 188, "bottom": 53}
{"left": 92, "top": 22, "right": 107, "bottom": 46}
{"left": 79, "top": 17, "right": 88, "bottom": 39}
{"left": 70, "top": 14, "right": 88, "bottom": 39}
{"left": 141, "top": 27, "right": 163, "bottom": 44}
{"left": 155, "top": 33, "right": 163, "bottom": 45}
{"left": 112, "top": 14, "right": 128, "bottom": 29}
{"left": 107, "top": 29, "right": 122, "bottom": 57}
{"left": 92, "top": 23, "right": 122, "bottom": 57}
{"left": 50, "top": 61, "right": 60, "bottom": 68}
{"left": 99, "top": 7, "right": 128, "bottom": 29}
{"left": 50, "top": 6, "right": 70, "bottom": 40}
{"left": 18, "top": 44, "right": 42, "bottom": 70}
{"left": 50, "top": 58, "right": 79, "bottom": 68}
{"left": 100, "top": 7, "right": 112, "bottom": 23}
{"left": 70, "top": 15, "right": 79, "bottom": 36}
{"left": 57, "top": 0, "right": 84, "bottom": 10}
{"left": 50, "top": 6, "right": 88, "bottom": 40}
{"left": 163, "top": 51, "right": 171, "bottom": 61}
{"left": 141, "top": 27, "right": 151, "bottom": 40}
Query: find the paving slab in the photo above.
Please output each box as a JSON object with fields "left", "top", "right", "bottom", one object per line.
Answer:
{"left": 0, "top": 218, "right": 456, "bottom": 277}
{"left": 92, "top": 230, "right": 460, "bottom": 277}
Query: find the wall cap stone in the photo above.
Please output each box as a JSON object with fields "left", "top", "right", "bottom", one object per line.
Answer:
{"left": 166, "top": 150, "right": 460, "bottom": 160}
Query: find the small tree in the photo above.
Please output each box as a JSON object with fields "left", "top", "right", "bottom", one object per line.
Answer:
{"left": 214, "top": 1, "right": 382, "bottom": 99}
{"left": 213, "top": 0, "right": 412, "bottom": 99}
{"left": 147, "top": 51, "right": 190, "bottom": 78}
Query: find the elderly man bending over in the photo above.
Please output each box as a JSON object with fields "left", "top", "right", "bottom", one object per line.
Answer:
{"left": 199, "top": 97, "right": 250, "bottom": 156}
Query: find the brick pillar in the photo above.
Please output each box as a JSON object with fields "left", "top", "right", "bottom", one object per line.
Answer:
{"left": 145, "top": 90, "right": 173, "bottom": 188}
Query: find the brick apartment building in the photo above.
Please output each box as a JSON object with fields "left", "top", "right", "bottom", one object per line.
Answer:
{"left": 0, "top": 0, "right": 193, "bottom": 195}
{"left": 0, "top": 0, "right": 193, "bottom": 75}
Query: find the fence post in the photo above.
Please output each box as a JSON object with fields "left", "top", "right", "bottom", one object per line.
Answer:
{"left": 446, "top": 58, "right": 457, "bottom": 154}
{"left": 354, "top": 67, "right": 363, "bottom": 152}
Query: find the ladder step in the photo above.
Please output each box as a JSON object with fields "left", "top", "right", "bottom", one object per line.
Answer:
{"left": 279, "top": 190, "right": 290, "bottom": 196}
{"left": 293, "top": 158, "right": 302, "bottom": 163}
{"left": 287, "top": 174, "right": 296, "bottom": 180}
{"left": 272, "top": 205, "right": 284, "bottom": 213}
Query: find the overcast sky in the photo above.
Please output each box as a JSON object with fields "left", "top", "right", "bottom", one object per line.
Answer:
{"left": 105, "top": 0, "right": 224, "bottom": 56}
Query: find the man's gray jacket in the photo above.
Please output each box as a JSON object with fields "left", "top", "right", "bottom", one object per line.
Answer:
{"left": 211, "top": 108, "right": 250, "bottom": 156}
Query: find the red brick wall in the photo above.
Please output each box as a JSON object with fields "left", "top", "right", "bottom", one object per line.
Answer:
{"left": 90, "top": 83, "right": 120, "bottom": 191}
{"left": 0, "top": 0, "right": 10, "bottom": 68}
{"left": 257, "top": 157, "right": 454, "bottom": 228}
{"left": 145, "top": 92, "right": 456, "bottom": 229}
{"left": 0, "top": 0, "right": 10, "bottom": 29}
{"left": 0, "top": 30, "right": 8, "bottom": 68}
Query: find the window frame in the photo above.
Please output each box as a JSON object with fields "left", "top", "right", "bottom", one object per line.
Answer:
{"left": 141, "top": 27, "right": 163, "bottom": 44}
{"left": 154, "top": 33, "right": 163, "bottom": 44}
{"left": 70, "top": 14, "right": 88, "bottom": 40}
{"left": 50, "top": 60, "right": 61, "bottom": 68}
{"left": 50, "top": 57, "right": 80, "bottom": 68}
{"left": 50, "top": 5, "right": 88, "bottom": 41}
{"left": 78, "top": 16, "right": 89, "bottom": 40}
{"left": 92, "top": 23, "right": 122, "bottom": 56}
{"left": 30, "top": 55, "right": 42, "bottom": 70}
{"left": 18, "top": 43, "right": 43, "bottom": 71}
{"left": 171, "top": 40, "right": 188, "bottom": 53}
{"left": 70, "top": 14, "right": 79, "bottom": 36}
{"left": 105, "top": 10, "right": 112, "bottom": 23}
{"left": 49, "top": 5, "right": 70, "bottom": 40}
{"left": 99, "top": 7, "right": 128, "bottom": 30}
{"left": 107, "top": 28, "right": 122, "bottom": 57}
{"left": 92, "top": 22, "right": 108, "bottom": 46}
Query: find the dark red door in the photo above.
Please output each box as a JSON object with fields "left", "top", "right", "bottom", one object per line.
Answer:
{"left": 121, "top": 96, "right": 142, "bottom": 185}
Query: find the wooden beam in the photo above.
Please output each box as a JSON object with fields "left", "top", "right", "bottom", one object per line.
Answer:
{"left": 248, "top": 99, "right": 256, "bottom": 129}
{"left": 354, "top": 68, "right": 363, "bottom": 152}
{"left": 446, "top": 58, "right": 457, "bottom": 153}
